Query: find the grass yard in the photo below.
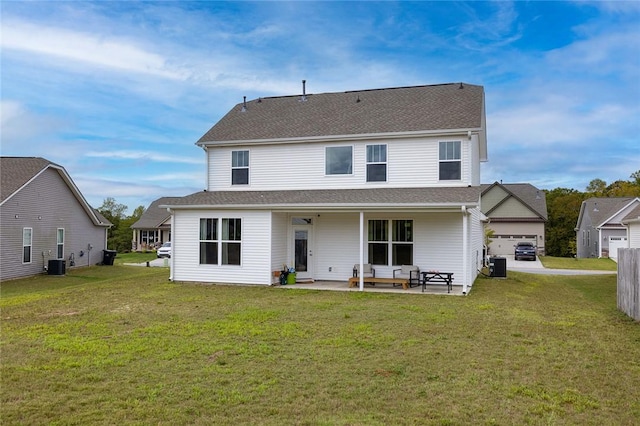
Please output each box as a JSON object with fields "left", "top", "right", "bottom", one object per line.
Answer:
{"left": 539, "top": 256, "right": 618, "bottom": 271}
{"left": 1, "top": 266, "right": 638, "bottom": 425}
{"left": 114, "top": 251, "right": 158, "bottom": 265}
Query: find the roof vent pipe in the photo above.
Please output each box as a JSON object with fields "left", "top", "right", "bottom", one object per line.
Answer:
{"left": 300, "top": 80, "right": 307, "bottom": 102}
{"left": 241, "top": 96, "right": 247, "bottom": 112}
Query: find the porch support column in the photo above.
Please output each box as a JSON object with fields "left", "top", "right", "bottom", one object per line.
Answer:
{"left": 167, "top": 208, "right": 174, "bottom": 281}
{"left": 462, "top": 206, "right": 469, "bottom": 295}
{"left": 359, "top": 211, "right": 364, "bottom": 292}
{"left": 597, "top": 227, "right": 603, "bottom": 258}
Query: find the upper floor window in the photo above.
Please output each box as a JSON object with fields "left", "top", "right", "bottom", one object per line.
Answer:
{"left": 232, "top": 150, "right": 249, "bottom": 185}
{"left": 57, "top": 228, "right": 65, "bottom": 259}
{"left": 326, "top": 146, "right": 352, "bottom": 175}
{"left": 439, "top": 141, "right": 461, "bottom": 180}
{"left": 366, "top": 144, "right": 387, "bottom": 182}
{"left": 23, "top": 228, "right": 32, "bottom": 264}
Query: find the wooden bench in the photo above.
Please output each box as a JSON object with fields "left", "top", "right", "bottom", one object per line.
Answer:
{"left": 348, "top": 276, "right": 409, "bottom": 290}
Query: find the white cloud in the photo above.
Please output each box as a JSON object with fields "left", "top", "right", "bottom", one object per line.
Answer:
{"left": 1, "top": 19, "right": 189, "bottom": 80}
{"left": 0, "top": 100, "right": 67, "bottom": 149}
{"left": 84, "top": 150, "right": 202, "bottom": 165}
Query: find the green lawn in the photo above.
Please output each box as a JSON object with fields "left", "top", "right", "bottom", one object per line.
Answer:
{"left": 114, "top": 251, "right": 158, "bottom": 265}
{"left": 2, "top": 266, "right": 638, "bottom": 425}
{"left": 539, "top": 256, "right": 618, "bottom": 271}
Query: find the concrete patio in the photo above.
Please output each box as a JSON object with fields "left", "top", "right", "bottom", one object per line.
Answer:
{"left": 276, "top": 280, "right": 467, "bottom": 295}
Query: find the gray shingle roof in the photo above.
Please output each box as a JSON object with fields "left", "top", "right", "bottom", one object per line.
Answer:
{"left": 0, "top": 156, "right": 111, "bottom": 226}
{"left": 198, "top": 83, "right": 484, "bottom": 143}
{"left": 163, "top": 187, "right": 481, "bottom": 210}
{"left": 582, "top": 197, "right": 635, "bottom": 226}
{"left": 481, "top": 182, "right": 548, "bottom": 220}
{"left": 622, "top": 203, "right": 640, "bottom": 223}
{"left": 1, "top": 157, "right": 53, "bottom": 203}
{"left": 131, "top": 197, "right": 183, "bottom": 229}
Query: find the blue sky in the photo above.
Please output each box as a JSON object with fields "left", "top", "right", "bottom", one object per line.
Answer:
{"left": 2, "top": 1, "right": 639, "bottom": 213}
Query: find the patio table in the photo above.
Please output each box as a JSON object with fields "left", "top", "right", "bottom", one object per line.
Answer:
{"left": 421, "top": 271, "right": 454, "bottom": 293}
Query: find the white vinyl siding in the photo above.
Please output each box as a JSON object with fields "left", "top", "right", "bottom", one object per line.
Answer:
{"left": 173, "top": 210, "right": 271, "bottom": 285}
{"left": 206, "top": 136, "right": 472, "bottom": 191}
{"left": 628, "top": 222, "right": 640, "bottom": 248}
{"left": 313, "top": 212, "right": 467, "bottom": 283}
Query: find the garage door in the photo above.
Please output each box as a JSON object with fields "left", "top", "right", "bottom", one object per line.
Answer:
{"left": 608, "top": 237, "right": 628, "bottom": 260}
{"left": 488, "top": 235, "right": 537, "bottom": 256}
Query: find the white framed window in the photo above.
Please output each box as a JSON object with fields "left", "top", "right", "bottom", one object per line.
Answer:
{"left": 367, "top": 219, "right": 413, "bottom": 265}
{"left": 199, "top": 218, "right": 218, "bottom": 265}
{"left": 368, "top": 219, "right": 389, "bottom": 265}
{"left": 141, "top": 230, "right": 159, "bottom": 246}
{"left": 439, "top": 141, "right": 461, "bottom": 180}
{"left": 392, "top": 220, "right": 413, "bottom": 265}
{"left": 366, "top": 144, "right": 387, "bottom": 182}
{"left": 325, "top": 146, "right": 353, "bottom": 175}
{"left": 23, "top": 228, "right": 32, "bottom": 264}
{"left": 199, "top": 218, "right": 242, "bottom": 265}
{"left": 221, "top": 218, "right": 242, "bottom": 265}
{"left": 57, "top": 228, "right": 65, "bottom": 259}
{"left": 231, "top": 150, "right": 249, "bottom": 185}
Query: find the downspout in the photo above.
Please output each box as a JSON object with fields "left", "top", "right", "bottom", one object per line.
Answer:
{"left": 462, "top": 206, "right": 469, "bottom": 295}
{"left": 359, "top": 211, "right": 364, "bottom": 292}
{"left": 167, "top": 207, "right": 174, "bottom": 281}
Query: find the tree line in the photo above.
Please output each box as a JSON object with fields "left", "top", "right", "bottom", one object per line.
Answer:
{"left": 97, "top": 198, "right": 145, "bottom": 253}
{"left": 544, "top": 171, "right": 640, "bottom": 257}
{"left": 97, "top": 170, "right": 640, "bottom": 256}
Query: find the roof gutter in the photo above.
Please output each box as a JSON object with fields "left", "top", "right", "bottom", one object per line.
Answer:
{"left": 196, "top": 128, "right": 483, "bottom": 148}
{"left": 160, "top": 202, "right": 479, "bottom": 212}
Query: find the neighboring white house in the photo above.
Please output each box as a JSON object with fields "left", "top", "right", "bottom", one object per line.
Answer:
{"left": 162, "top": 82, "right": 488, "bottom": 293}
{"left": 622, "top": 204, "right": 640, "bottom": 250}
{"left": 575, "top": 197, "right": 640, "bottom": 259}
{"left": 0, "top": 157, "right": 111, "bottom": 281}
{"left": 481, "top": 182, "right": 547, "bottom": 257}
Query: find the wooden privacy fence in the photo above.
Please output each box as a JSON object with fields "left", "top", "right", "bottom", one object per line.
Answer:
{"left": 617, "top": 248, "right": 640, "bottom": 321}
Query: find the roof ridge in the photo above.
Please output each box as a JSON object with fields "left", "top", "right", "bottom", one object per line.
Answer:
{"left": 247, "top": 82, "right": 476, "bottom": 102}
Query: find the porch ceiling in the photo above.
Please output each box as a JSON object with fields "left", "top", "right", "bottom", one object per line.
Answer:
{"left": 161, "top": 186, "right": 481, "bottom": 211}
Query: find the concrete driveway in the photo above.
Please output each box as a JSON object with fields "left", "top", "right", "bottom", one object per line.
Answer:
{"left": 501, "top": 255, "right": 615, "bottom": 275}
{"left": 124, "top": 258, "right": 170, "bottom": 268}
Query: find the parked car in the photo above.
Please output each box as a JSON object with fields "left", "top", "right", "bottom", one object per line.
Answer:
{"left": 157, "top": 242, "right": 171, "bottom": 258}
{"left": 514, "top": 242, "right": 536, "bottom": 261}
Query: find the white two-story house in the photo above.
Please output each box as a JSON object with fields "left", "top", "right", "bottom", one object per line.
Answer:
{"left": 164, "top": 82, "right": 488, "bottom": 293}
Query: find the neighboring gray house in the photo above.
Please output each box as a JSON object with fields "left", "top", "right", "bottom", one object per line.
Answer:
{"left": 575, "top": 197, "right": 640, "bottom": 259}
{"left": 481, "top": 182, "right": 548, "bottom": 256}
{"left": 163, "top": 82, "right": 488, "bottom": 294}
{"left": 130, "top": 197, "right": 180, "bottom": 251}
{"left": 0, "top": 157, "right": 111, "bottom": 281}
